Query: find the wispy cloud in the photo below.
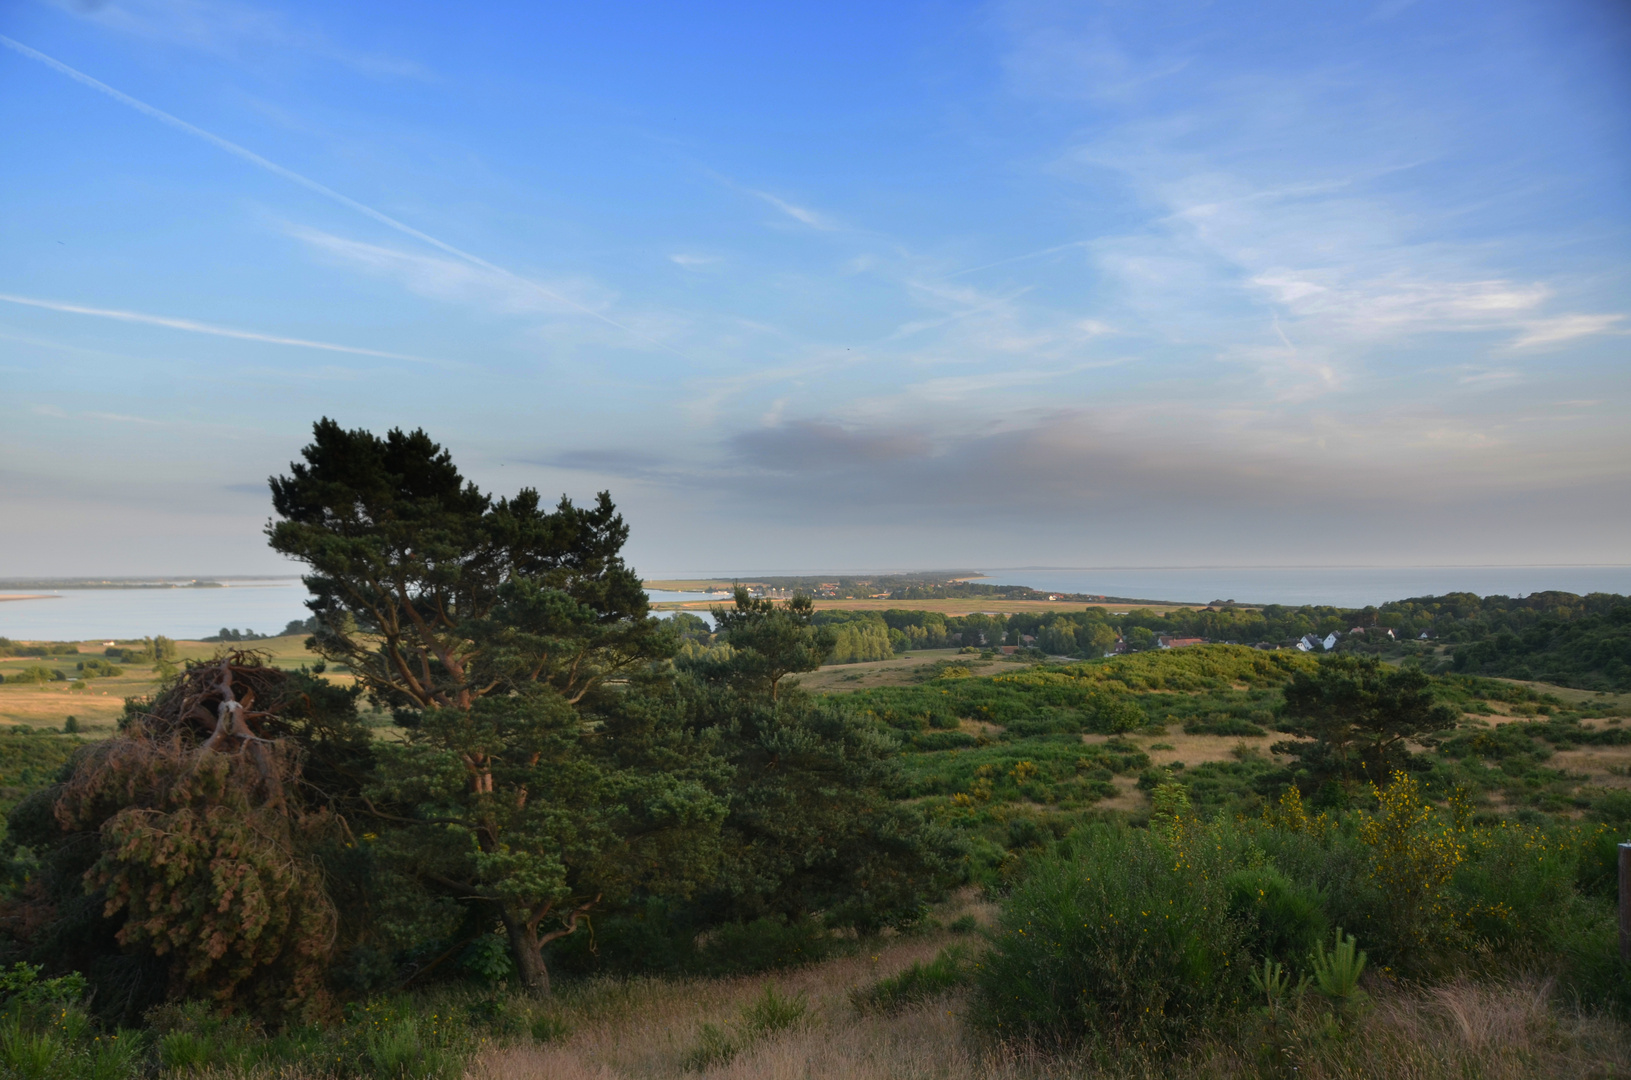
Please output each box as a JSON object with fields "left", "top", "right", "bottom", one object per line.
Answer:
{"left": 0, "top": 293, "right": 442, "bottom": 362}
{"left": 748, "top": 188, "right": 840, "bottom": 230}
{"left": 44, "top": 0, "right": 430, "bottom": 78}
{"left": 941, "top": 239, "right": 1091, "bottom": 279}
{"left": 1457, "top": 367, "right": 1522, "bottom": 386}
{"left": 32, "top": 403, "right": 162, "bottom": 425}
{"left": 291, "top": 227, "right": 618, "bottom": 317}
{"left": 669, "top": 253, "right": 722, "bottom": 269}
{"left": 1508, "top": 314, "right": 1625, "bottom": 350}
{"left": 0, "top": 36, "right": 683, "bottom": 357}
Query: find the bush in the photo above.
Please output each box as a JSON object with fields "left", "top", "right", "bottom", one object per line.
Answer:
{"left": 680, "top": 985, "right": 807, "bottom": 1070}
{"left": 850, "top": 944, "right": 971, "bottom": 1013}
{"left": 75, "top": 659, "right": 123, "bottom": 679}
{"left": 974, "top": 823, "right": 1245, "bottom": 1048}
{"left": 1184, "top": 715, "right": 1266, "bottom": 737}
{"left": 1225, "top": 865, "right": 1326, "bottom": 966}
{"left": 697, "top": 917, "right": 835, "bottom": 975}
{"left": 548, "top": 907, "right": 836, "bottom": 978}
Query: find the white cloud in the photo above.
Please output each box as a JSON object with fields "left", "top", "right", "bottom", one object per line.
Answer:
{"left": 1508, "top": 314, "right": 1625, "bottom": 350}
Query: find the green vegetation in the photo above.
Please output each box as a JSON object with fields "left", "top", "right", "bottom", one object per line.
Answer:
{"left": 0, "top": 419, "right": 1626, "bottom": 1078}
{"left": 974, "top": 778, "right": 1625, "bottom": 1053}
{"left": 849, "top": 943, "right": 971, "bottom": 1013}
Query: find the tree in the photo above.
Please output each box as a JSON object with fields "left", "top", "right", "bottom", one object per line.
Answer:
{"left": 268, "top": 419, "right": 661, "bottom": 712}
{"left": 675, "top": 593, "right": 962, "bottom": 932}
{"left": 6, "top": 655, "right": 367, "bottom": 1024}
{"left": 1126, "top": 626, "right": 1157, "bottom": 652}
{"left": 266, "top": 419, "right": 725, "bottom": 994}
{"left": 1273, "top": 655, "right": 1458, "bottom": 791}
{"left": 709, "top": 589, "right": 835, "bottom": 701}
{"left": 1036, "top": 619, "right": 1078, "bottom": 656}
{"left": 1080, "top": 622, "right": 1119, "bottom": 656}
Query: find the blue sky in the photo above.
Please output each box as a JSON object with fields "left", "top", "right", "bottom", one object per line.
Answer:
{"left": 1, "top": 0, "right": 1627, "bottom": 577}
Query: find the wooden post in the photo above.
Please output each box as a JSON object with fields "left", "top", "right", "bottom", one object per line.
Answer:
{"left": 1621, "top": 843, "right": 1631, "bottom": 964}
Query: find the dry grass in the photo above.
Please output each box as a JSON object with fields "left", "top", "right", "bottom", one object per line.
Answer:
{"left": 471, "top": 954, "right": 1629, "bottom": 1080}
{"left": 800, "top": 650, "right": 991, "bottom": 692}
{"left": 0, "top": 634, "right": 357, "bottom": 730}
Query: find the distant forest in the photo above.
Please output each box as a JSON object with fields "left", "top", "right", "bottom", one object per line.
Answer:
{"left": 707, "top": 573, "right": 1168, "bottom": 604}
{"left": 666, "top": 590, "right": 1631, "bottom": 691}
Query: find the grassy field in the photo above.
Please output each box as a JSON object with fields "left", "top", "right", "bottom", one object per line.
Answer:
{"left": 472, "top": 970, "right": 1626, "bottom": 1080}
{"left": 0, "top": 633, "right": 335, "bottom": 730}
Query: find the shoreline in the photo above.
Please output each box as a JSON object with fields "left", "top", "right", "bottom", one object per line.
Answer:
{"left": 0, "top": 594, "right": 59, "bottom": 603}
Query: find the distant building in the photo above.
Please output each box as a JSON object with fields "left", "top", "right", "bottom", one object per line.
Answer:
{"left": 1157, "top": 635, "right": 1206, "bottom": 649}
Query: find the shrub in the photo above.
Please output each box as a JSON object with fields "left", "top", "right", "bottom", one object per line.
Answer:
{"left": 681, "top": 985, "right": 806, "bottom": 1070}
{"left": 75, "top": 659, "right": 123, "bottom": 679}
{"left": 1357, "top": 771, "right": 1466, "bottom": 960}
{"left": 1184, "top": 715, "right": 1267, "bottom": 737}
{"left": 697, "top": 917, "right": 834, "bottom": 974}
{"left": 1225, "top": 865, "right": 1326, "bottom": 966}
{"left": 550, "top": 907, "right": 837, "bottom": 978}
{"left": 974, "top": 823, "right": 1246, "bottom": 1048}
{"left": 850, "top": 944, "right": 971, "bottom": 1013}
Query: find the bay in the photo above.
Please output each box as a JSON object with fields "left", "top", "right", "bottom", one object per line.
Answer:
{"left": 0, "top": 583, "right": 733, "bottom": 641}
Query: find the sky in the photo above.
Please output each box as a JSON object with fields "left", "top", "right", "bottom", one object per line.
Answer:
{"left": 0, "top": 0, "right": 1628, "bottom": 578}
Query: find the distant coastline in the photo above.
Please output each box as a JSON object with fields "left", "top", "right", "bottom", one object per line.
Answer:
{"left": 0, "top": 577, "right": 298, "bottom": 591}
{"left": 0, "top": 594, "right": 58, "bottom": 603}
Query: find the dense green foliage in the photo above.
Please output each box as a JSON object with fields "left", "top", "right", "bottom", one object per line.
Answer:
{"left": 1448, "top": 597, "right": 1631, "bottom": 689}
{"left": 1273, "top": 655, "right": 1460, "bottom": 790}
{"left": 976, "top": 779, "right": 1628, "bottom": 1050}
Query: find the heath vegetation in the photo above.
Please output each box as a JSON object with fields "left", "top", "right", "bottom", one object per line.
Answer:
{"left": 0, "top": 420, "right": 1626, "bottom": 1079}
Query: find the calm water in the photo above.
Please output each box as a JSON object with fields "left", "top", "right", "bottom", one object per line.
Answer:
{"left": 973, "top": 566, "right": 1631, "bottom": 609}
{"left": 4, "top": 571, "right": 1624, "bottom": 640}
{"left": 0, "top": 583, "right": 730, "bottom": 641}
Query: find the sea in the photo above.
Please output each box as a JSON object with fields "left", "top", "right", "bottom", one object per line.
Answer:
{"left": 0, "top": 582, "right": 726, "bottom": 642}
{"left": 1, "top": 570, "right": 1624, "bottom": 641}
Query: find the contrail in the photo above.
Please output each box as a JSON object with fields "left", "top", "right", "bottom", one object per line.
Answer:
{"left": 0, "top": 35, "right": 679, "bottom": 355}
{"left": 942, "top": 240, "right": 1090, "bottom": 279}
{"left": 0, "top": 293, "right": 441, "bottom": 363}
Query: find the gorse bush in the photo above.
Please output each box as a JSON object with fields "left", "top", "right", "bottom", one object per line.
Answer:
{"left": 1224, "top": 865, "right": 1326, "bottom": 967}
{"left": 974, "top": 823, "right": 1247, "bottom": 1048}
{"left": 1356, "top": 772, "right": 1467, "bottom": 952}
{"left": 979, "top": 767, "right": 1631, "bottom": 1051}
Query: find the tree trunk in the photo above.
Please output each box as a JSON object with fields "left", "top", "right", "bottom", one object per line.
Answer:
{"left": 499, "top": 906, "right": 551, "bottom": 995}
